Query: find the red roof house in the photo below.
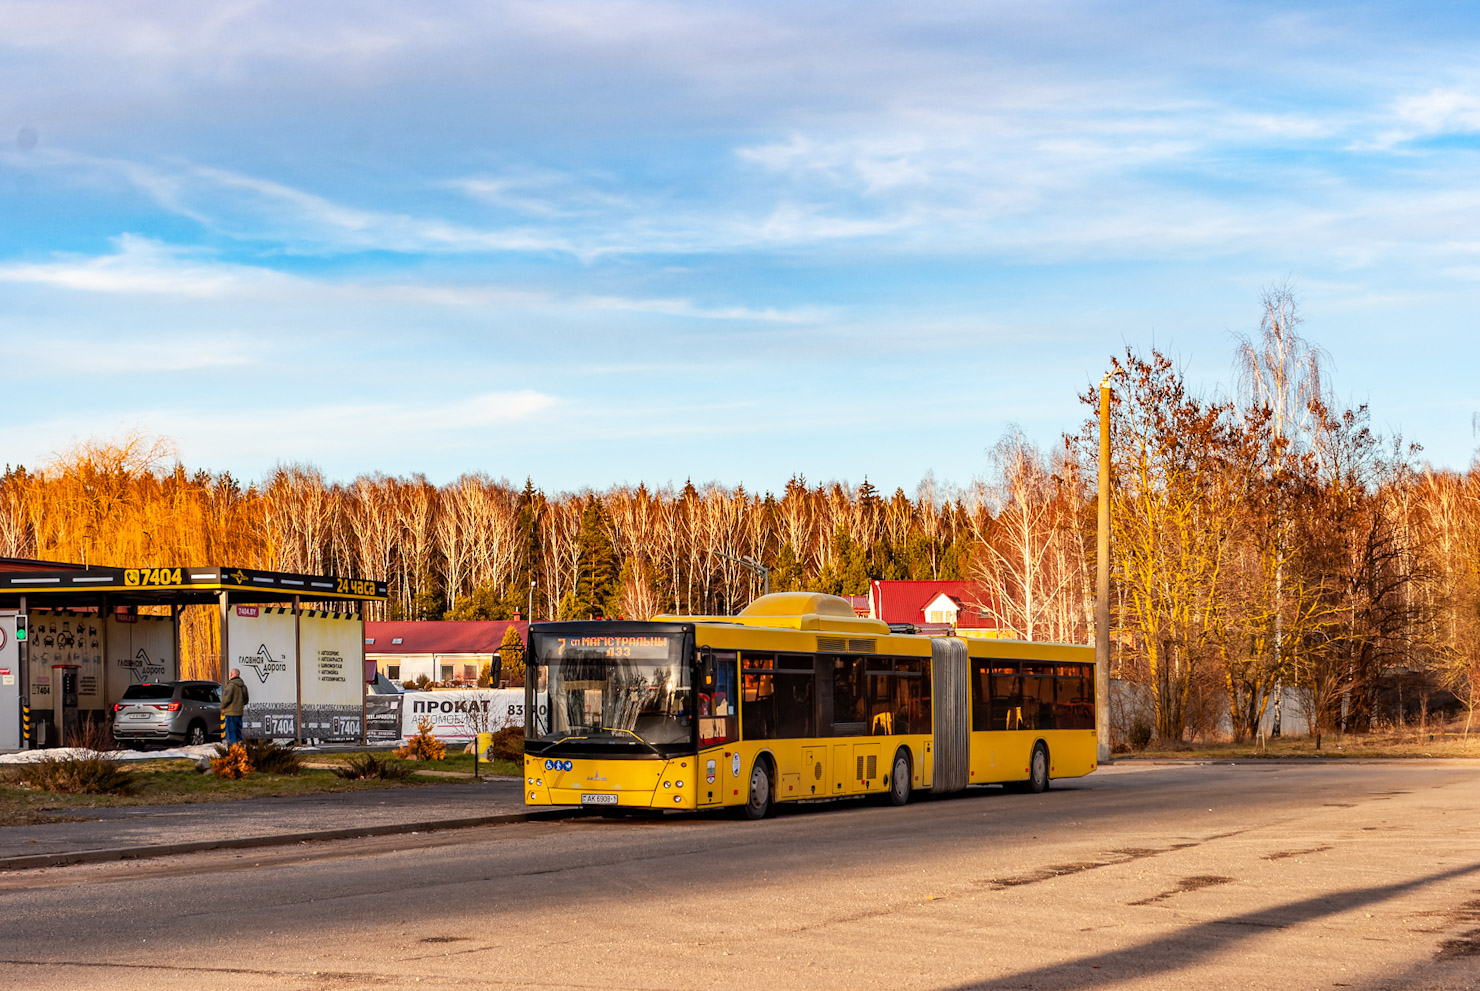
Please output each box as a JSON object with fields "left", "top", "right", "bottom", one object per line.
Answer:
{"left": 867, "top": 580, "right": 1006, "bottom": 637}
{"left": 365, "top": 620, "right": 528, "bottom": 686}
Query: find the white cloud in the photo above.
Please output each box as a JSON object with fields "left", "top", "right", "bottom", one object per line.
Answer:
{"left": 1368, "top": 87, "right": 1480, "bottom": 148}
{"left": 448, "top": 172, "right": 633, "bottom": 218}
{"left": 0, "top": 235, "right": 298, "bottom": 298}
{"left": 0, "top": 236, "right": 824, "bottom": 322}
{"left": 10, "top": 335, "right": 256, "bottom": 373}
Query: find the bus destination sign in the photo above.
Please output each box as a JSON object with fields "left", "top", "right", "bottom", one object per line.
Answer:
{"left": 557, "top": 635, "right": 671, "bottom": 660}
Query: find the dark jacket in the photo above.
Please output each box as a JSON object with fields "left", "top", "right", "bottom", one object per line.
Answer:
{"left": 221, "top": 676, "right": 249, "bottom": 716}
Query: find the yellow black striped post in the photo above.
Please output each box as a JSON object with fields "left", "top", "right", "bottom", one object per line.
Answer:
{"left": 21, "top": 705, "right": 30, "bottom": 747}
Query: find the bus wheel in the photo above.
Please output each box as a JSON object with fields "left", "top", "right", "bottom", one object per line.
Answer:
{"left": 887, "top": 750, "right": 912, "bottom": 806}
{"left": 744, "top": 759, "right": 773, "bottom": 820}
{"left": 1026, "top": 742, "right": 1050, "bottom": 794}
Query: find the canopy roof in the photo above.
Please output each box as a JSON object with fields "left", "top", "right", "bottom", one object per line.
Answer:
{"left": 0, "top": 564, "right": 386, "bottom": 608}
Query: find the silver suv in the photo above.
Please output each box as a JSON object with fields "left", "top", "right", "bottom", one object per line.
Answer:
{"left": 112, "top": 681, "right": 222, "bottom": 747}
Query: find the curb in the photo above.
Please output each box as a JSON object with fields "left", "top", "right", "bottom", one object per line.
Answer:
{"left": 0, "top": 807, "right": 587, "bottom": 872}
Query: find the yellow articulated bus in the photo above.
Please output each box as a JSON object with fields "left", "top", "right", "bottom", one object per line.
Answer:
{"left": 523, "top": 591, "right": 1096, "bottom": 818}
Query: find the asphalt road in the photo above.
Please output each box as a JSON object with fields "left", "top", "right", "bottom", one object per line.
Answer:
{"left": 2, "top": 761, "right": 1478, "bottom": 990}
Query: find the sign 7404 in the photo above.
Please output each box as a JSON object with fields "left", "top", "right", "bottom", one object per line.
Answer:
{"left": 125, "top": 568, "right": 183, "bottom": 587}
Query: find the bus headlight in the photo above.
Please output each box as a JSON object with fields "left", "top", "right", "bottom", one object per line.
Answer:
{"left": 664, "top": 781, "right": 671, "bottom": 789}
{"left": 673, "top": 795, "right": 682, "bottom": 803}
{"left": 676, "top": 780, "right": 684, "bottom": 788}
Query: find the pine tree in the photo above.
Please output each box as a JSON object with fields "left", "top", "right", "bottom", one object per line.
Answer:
{"left": 508, "top": 477, "right": 544, "bottom": 619}
{"left": 443, "top": 580, "right": 510, "bottom": 620}
{"left": 771, "top": 542, "right": 805, "bottom": 592}
{"left": 573, "top": 496, "right": 620, "bottom": 619}
{"left": 498, "top": 624, "right": 525, "bottom": 684}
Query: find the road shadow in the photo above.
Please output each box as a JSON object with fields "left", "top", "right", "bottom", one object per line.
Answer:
{"left": 557, "top": 777, "right": 1071, "bottom": 828}
{"left": 947, "top": 861, "right": 1480, "bottom": 990}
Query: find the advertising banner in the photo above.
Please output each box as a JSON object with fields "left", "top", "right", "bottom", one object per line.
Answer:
{"left": 366, "top": 694, "right": 403, "bottom": 742}
{"left": 106, "top": 613, "right": 176, "bottom": 707}
{"left": 399, "top": 688, "right": 524, "bottom": 743}
{"left": 227, "top": 605, "right": 298, "bottom": 739}
{"left": 29, "top": 610, "right": 104, "bottom": 710}
{"left": 298, "top": 610, "right": 364, "bottom": 741}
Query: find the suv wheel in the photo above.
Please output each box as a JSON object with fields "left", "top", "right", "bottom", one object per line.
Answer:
{"left": 185, "top": 722, "right": 207, "bottom": 746}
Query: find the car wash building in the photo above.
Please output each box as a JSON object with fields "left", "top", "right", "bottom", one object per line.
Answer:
{"left": 0, "top": 560, "right": 386, "bottom": 749}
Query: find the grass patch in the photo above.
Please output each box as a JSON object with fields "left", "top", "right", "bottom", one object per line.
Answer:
{"left": 0, "top": 755, "right": 495, "bottom": 828}
{"left": 1122, "top": 731, "right": 1480, "bottom": 761}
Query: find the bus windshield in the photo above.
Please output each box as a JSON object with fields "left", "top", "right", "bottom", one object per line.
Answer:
{"left": 527, "top": 629, "right": 693, "bottom": 754}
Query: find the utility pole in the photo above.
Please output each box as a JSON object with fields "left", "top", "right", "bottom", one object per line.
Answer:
{"left": 1096, "top": 373, "right": 1113, "bottom": 763}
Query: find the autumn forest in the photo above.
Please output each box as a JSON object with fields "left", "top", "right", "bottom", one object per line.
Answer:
{"left": 3, "top": 290, "right": 1477, "bottom": 746}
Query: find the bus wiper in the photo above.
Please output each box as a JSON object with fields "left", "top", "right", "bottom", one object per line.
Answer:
{"left": 607, "top": 727, "right": 665, "bottom": 757}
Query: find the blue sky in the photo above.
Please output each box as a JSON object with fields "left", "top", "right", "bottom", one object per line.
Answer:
{"left": 1, "top": 1, "right": 1477, "bottom": 495}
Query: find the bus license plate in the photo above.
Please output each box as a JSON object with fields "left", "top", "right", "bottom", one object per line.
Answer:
{"left": 581, "top": 794, "right": 618, "bottom": 805}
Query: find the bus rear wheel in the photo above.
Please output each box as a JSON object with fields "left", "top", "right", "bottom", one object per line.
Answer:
{"left": 887, "top": 750, "right": 912, "bottom": 806}
{"left": 744, "top": 759, "right": 773, "bottom": 820}
{"left": 1026, "top": 742, "right": 1050, "bottom": 793}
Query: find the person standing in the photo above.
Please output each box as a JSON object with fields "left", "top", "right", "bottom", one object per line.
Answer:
{"left": 221, "top": 668, "right": 248, "bottom": 745}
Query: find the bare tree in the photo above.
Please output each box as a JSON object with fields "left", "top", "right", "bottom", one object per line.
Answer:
{"left": 1233, "top": 281, "right": 1331, "bottom": 736}
{"left": 263, "top": 464, "right": 332, "bottom": 574}
{"left": 1092, "top": 349, "right": 1254, "bottom": 742}
{"left": 969, "top": 428, "right": 1084, "bottom": 642}
{"left": 396, "top": 477, "right": 439, "bottom": 618}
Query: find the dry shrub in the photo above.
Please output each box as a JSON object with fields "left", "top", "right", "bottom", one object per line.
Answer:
{"left": 65, "top": 717, "right": 116, "bottom": 754}
{"left": 15, "top": 754, "right": 138, "bottom": 795}
{"left": 1129, "top": 719, "right": 1153, "bottom": 751}
{"left": 394, "top": 720, "right": 446, "bottom": 761}
{"left": 241, "top": 739, "right": 303, "bottom": 775}
{"left": 488, "top": 726, "right": 524, "bottom": 761}
{"left": 333, "top": 753, "right": 413, "bottom": 781}
{"left": 211, "top": 743, "right": 253, "bottom": 779}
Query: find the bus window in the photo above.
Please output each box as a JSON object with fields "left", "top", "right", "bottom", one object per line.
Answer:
{"left": 743, "top": 654, "right": 815, "bottom": 740}
{"left": 865, "top": 657, "right": 931, "bottom": 735}
{"left": 1022, "top": 674, "right": 1055, "bottom": 730}
{"left": 971, "top": 660, "right": 992, "bottom": 731}
{"left": 741, "top": 655, "right": 775, "bottom": 740}
{"left": 1055, "top": 664, "right": 1094, "bottom": 729}
{"left": 775, "top": 669, "right": 815, "bottom": 737}
{"left": 866, "top": 658, "right": 894, "bottom": 734}
{"left": 699, "top": 650, "right": 738, "bottom": 746}
{"left": 902, "top": 657, "right": 931, "bottom": 735}
{"left": 989, "top": 664, "right": 1021, "bottom": 730}
{"left": 829, "top": 656, "right": 867, "bottom": 736}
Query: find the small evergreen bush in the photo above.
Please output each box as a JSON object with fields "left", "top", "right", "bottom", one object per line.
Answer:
{"left": 394, "top": 720, "right": 446, "bottom": 761}
{"left": 211, "top": 743, "right": 253, "bottom": 779}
